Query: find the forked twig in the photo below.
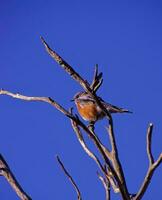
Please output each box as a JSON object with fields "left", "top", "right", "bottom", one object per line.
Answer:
{"left": 56, "top": 155, "right": 82, "bottom": 200}
{"left": 0, "top": 154, "right": 31, "bottom": 200}
{"left": 90, "top": 64, "right": 103, "bottom": 93}
{"left": 134, "top": 124, "right": 162, "bottom": 200}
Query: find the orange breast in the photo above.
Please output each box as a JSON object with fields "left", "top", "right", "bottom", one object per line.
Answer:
{"left": 76, "top": 102, "right": 98, "bottom": 121}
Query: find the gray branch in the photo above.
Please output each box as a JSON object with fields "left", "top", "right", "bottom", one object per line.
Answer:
{"left": 134, "top": 124, "right": 162, "bottom": 200}
{"left": 0, "top": 154, "right": 31, "bottom": 200}
{"left": 56, "top": 155, "right": 82, "bottom": 200}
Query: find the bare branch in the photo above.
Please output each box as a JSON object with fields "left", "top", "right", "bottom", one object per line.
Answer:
{"left": 146, "top": 123, "right": 154, "bottom": 165}
{"left": 70, "top": 118, "right": 104, "bottom": 173}
{"left": 71, "top": 117, "right": 120, "bottom": 195}
{"left": 40, "top": 36, "right": 90, "bottom": 89}
{"left": 40, "top": 37, "right": 112, "bottom": 120}
{"left": 134, "top": 155, "right": 162, "bottom": 200}
{"left": 153, "top": 153, "right": 162, "bottom": 169}
{"left": 91, "top": 64, "right": 99, "bottom": 88}
{"left": 97, "top": 172, "right": 110, "bottom": 200}
{"left": 108, "top": 176, "right": 119, "bottom": 194}
{"left": 106, "top": 119, "right": 129, "bottom": 198}
{"left": 56, "top": 155, "right": 82, "bottom": 200}
{"left": 134, "top": 124, "right": 162, "bottom": 200}
{"left": 90, "top": 64, "right": 103, "bottom": 93}
{"left": 71, "top": 117, "right": 129, "bottom": 199}
{"left": 72, "top": 120, "right": 120, "bottom": 195}
{"left": 0, "top": 89, "right": 72, "bottom": 119}
{"left": 107, "top": 120, "right": 118, "bottom": 154}
{"left": 104, "top": 166, "right": 120, "bottom": 194}
{"left": 0, "top": 154, "right": 31, "bottom": 200}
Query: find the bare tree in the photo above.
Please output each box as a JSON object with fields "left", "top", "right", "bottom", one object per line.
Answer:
{"left": 0, "top": 37, "right": 162, "bottom": 200}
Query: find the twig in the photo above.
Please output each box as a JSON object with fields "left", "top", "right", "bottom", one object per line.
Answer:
{"left": 70, "top": 117, "right": 104, "bottom": 173}
{"left": 56, "top": 155, "right": 82, "bottom": 200}
{"left": 97, "top": 172, "right": 110, "bottom": 200}
{"left": 40, "top": 36, "right": 90, "bottom": 89}
{"left": 0, "top": 89, "right": 72, "bottom": 118}
{"left": 87, "top": 125, "right": 111, "bottom": 161}
{"left": 104, "top": 166, "right": 120, "bottom": 194}
{"left": 0, "top": 154, "right": 31, "bottom": 200}
{"left": 90, "top": 64, "right": 103, "bottom": 93}
{"left": 107, "top": 175, "right": 119, "bottom": 194}
{"left": 134, "top": 124, "right": 162, "bottom": 200}
{"left": 146, "top": 123, "right": 154, "bottom": 165}
{"left": 107, "top": 119, "right": 118, "bottom": 154}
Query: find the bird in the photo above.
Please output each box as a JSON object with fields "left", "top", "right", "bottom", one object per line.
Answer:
{"left": 71, "top": 92, "right": 132, "bottom": 124}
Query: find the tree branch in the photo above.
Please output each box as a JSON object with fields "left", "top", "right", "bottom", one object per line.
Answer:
{"left": 106, "top": 118, "right": 129, "bottom": 198}
{"left": 97, "top": 172, "right": 110, "bottom": 200}
{"left": 90, "top": 64, "right": 103, "bottom": 93}
{"left": 146, "top": 123, "right": 154, "bottom": 165}
{"left": 0, "top": 89, "right": 72, "bottom": 118}
{"left": 40, "top": 37, "right": 112, "bottom": 120}
{"left": 40, "top": 36, "right": 90, "bottom": 90}
{"left": 0, "top": 154, "right": 31, "bottom": 200}
{"left": 56, "top": 155, "right": 82, "bottom": 200}
{"left": 71, "top": 118, "right": 120, "bottom": 195}
{"left": 134, "top": 124, "right": 162, "bottom": 200}
{"left": 70, "top": 117, "right": 104, "bottom": 173}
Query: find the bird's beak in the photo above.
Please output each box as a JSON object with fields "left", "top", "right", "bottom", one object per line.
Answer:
{"left": 70, "top": 99, "right": 74, "bottom": 102}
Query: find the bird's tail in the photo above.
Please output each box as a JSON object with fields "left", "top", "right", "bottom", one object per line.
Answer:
{"left": 119, "top": 109, "right": 133, "bottom": 114}
{"left": 104, "top": 102, "right": 132, "bottom": 114}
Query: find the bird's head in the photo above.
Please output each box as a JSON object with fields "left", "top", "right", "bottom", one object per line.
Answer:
{"left": 71, "top": 92, "right": 87, "bottom": 103}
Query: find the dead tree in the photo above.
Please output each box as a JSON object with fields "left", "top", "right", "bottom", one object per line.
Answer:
{"left": 0, "top": 37, "right": 162, "bottom": 200}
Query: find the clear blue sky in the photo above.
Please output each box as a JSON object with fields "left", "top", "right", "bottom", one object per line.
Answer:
{"left": 0, "top": 0, "right": 162, "bottom": 199}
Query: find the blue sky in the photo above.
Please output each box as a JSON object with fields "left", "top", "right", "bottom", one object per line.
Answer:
{"left": 0, "top": 0, "right": 162, "bottom": 199}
